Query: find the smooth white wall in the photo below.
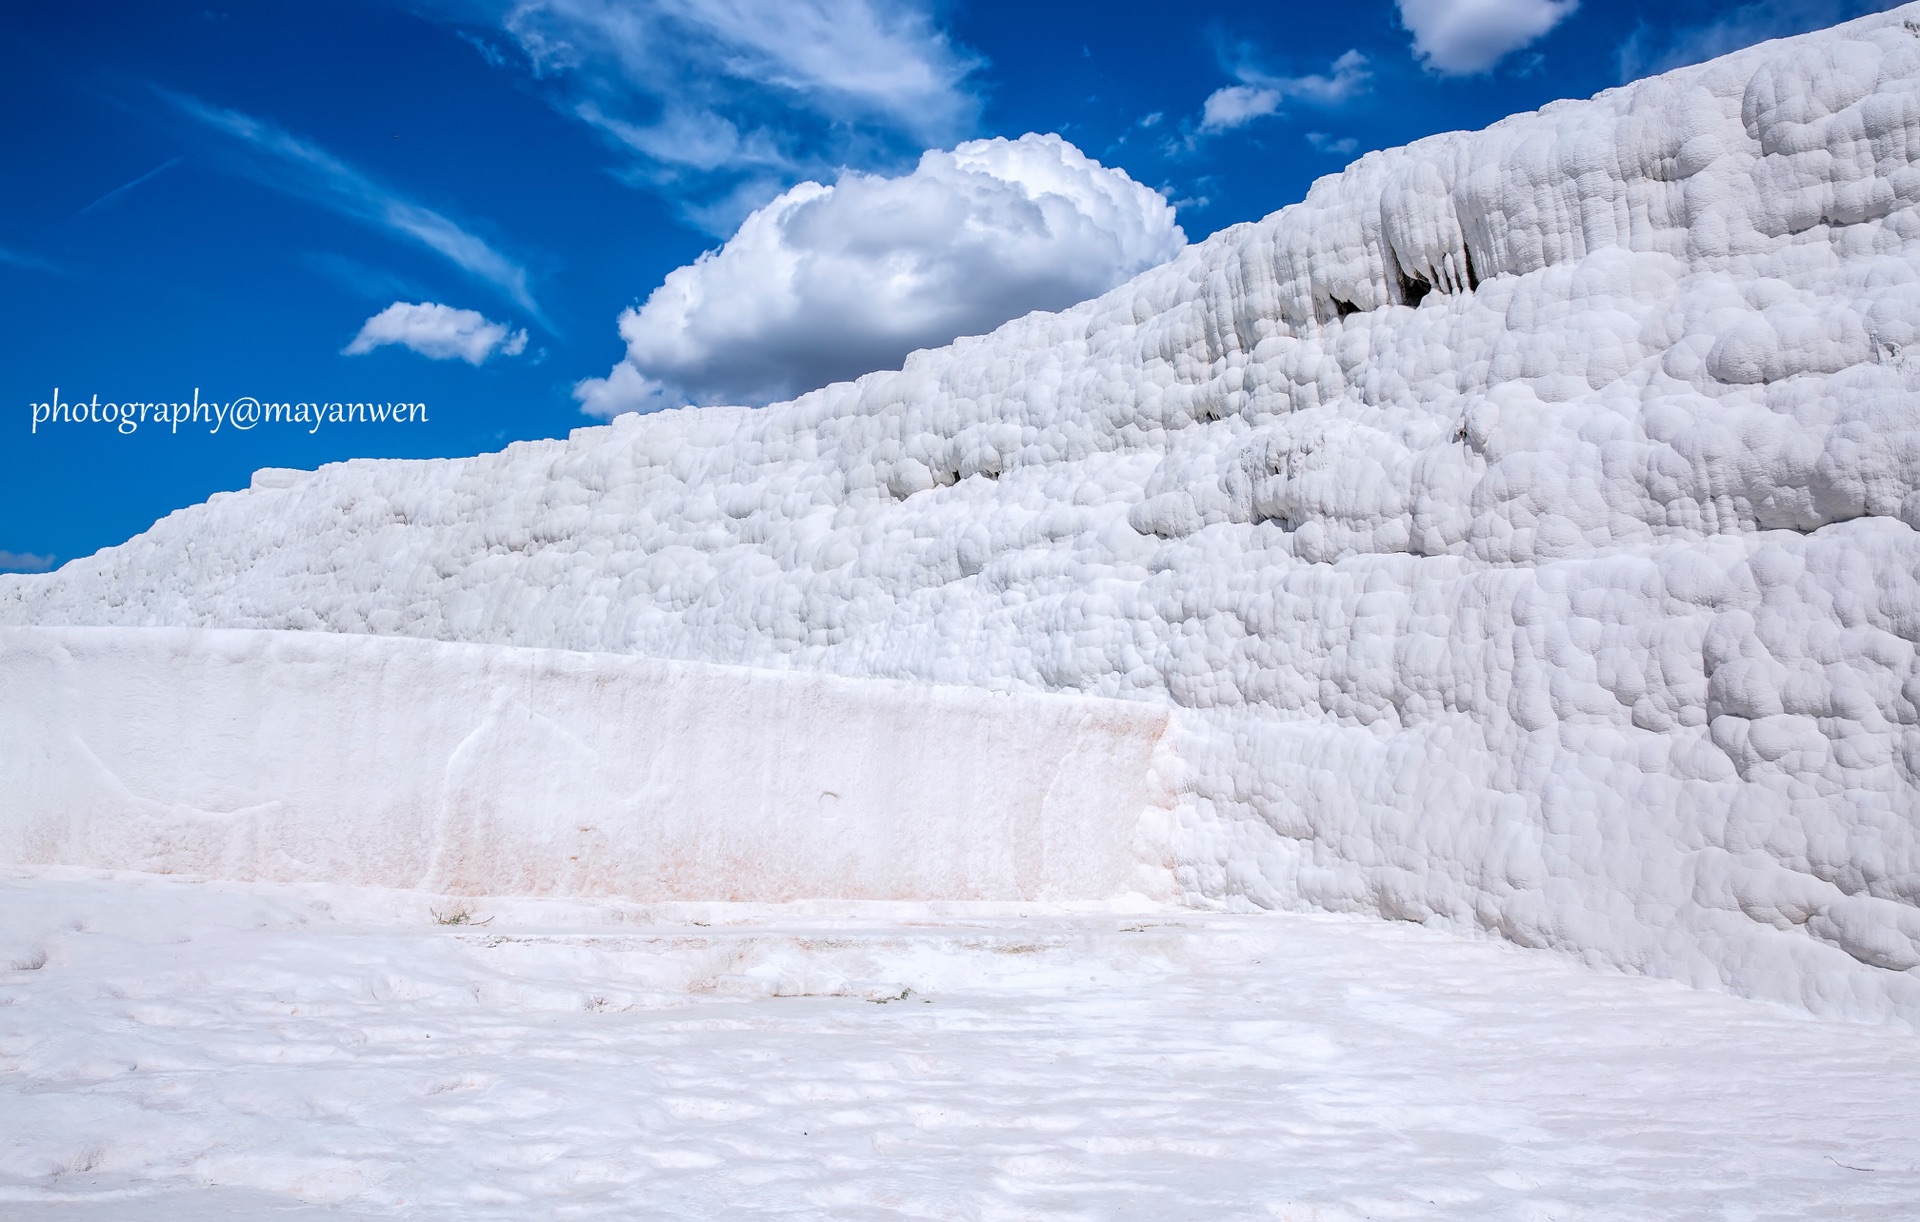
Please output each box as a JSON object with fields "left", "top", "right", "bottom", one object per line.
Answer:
{"left": 1, "top": 627, "right": 1176, "bottom": 902}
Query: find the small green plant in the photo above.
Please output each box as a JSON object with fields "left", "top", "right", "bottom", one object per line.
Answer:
{"left": 430, "top": 907, "right": 491, "bottom": 927}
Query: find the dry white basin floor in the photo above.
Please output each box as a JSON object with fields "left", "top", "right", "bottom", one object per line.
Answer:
{"left": 2, "top": 870, "right": 1918, "bottom": 1220}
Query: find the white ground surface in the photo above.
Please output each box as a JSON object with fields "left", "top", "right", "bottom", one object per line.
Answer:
{"left": 4, "top": 870, "right": 1917, "bottom": 1220}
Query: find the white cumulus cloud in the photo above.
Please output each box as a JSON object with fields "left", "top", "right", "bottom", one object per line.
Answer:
{"left": 1397, "top": 0, "right": 1579, "bottom": 74}
{"left": 344, "top": 301, "right": 528, "bottom": 365}
{"left": 574, "top": 132, "right": 1185, "bottom": 416}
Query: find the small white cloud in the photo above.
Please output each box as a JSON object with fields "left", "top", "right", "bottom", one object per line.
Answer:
{"left": 0, "top": 550, "right": 55, "bottom": 573}
{"left": 1306, "top": 132, "right": 1361, "bottom": 157}
{"left": 1196, "top": 50, "right": 1371, "bottom": 136}
{"left": 1201, "top": 86, "right": 1283, "bottom": 133}
{"left": 344, "top": 301, "right": 528, "bottom": 365}
{"left": 574, "top": 132, "right": 1185, "bottom": 415}
{"left": 1396, "top": 0, "right": 1579, "bottom": 75}
{"left": 574, "top": 361, "right": 676, "bottom": 417}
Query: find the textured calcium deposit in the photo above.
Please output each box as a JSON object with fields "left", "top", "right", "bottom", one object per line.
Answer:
{"left": 8, "top": 9, "right": 1920, "bottom": 1021}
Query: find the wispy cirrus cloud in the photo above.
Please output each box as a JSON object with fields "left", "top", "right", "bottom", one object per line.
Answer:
{"left": 0, "top": 246, "right": 64, "bottom": 275}
{"left": 160, "top": 90, "right": 543, "bottom": 322}
{"left": 429, "top": 0, "right": 983, "bottom": 232}
{"left": 302, "top": 252, "right": 438, "bottom": 305}
{"left": 1618, "top": 0, "right": 1899, "bottom": 80}
{"left": 79, "top": 157, "right": 184, "bottom": 215}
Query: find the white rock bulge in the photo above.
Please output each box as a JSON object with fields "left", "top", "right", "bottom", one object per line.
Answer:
{"left": 7, "top": 8, "right": 1920, "bottom": 1021}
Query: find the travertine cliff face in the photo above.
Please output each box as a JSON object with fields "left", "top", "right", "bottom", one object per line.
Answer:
{"left": 10, "top": 8, "right": 1920, "bottom": 1019}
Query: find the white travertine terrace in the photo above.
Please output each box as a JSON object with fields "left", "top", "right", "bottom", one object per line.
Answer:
{"left": 8, "top": 8, "right": 1920, "bottom": 1021}
{"left": 1, "top": 627, "right": 1176, "bottom": 904}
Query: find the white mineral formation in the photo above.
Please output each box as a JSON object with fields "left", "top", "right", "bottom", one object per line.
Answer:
{"left": 1, "top": 627, "right": 1176, "bottom": 903}
{"left": 8, "top": 7, "right": 1920, "bottom": 1022}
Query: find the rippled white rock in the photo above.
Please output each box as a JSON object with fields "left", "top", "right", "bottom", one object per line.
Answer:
{"left": 9, "top": 7, "right": 1920, "bottom": 1021}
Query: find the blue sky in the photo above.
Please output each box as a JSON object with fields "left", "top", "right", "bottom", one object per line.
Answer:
{"left": 2, "top": 0, "right": 1896, "bottom": 570}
